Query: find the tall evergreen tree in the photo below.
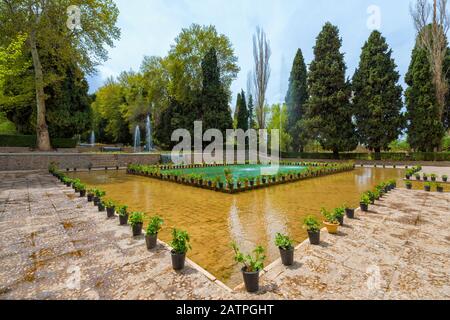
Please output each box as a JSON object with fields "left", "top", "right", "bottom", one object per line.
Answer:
{"left": 234, "top": 92, "right": 241, "bottom": 125}
{"left": 405, "top": 44, "right": 445, "bottom": 152}
{"left": 352, "top": 31, "right": 405, "bottom": 159}
{"left": 247, "top": 94, "right": 256, "bottom": 129}
{"left": 304, "top": 22, "right": 357, "bottom": 158}
{"left": 285, "top": 49, "right": 308, "bottom": 152}
{"left": 236, "top": 90, "right": 249, "bottom": 131}
{"left": 201, "top": 48, "right": 233, "bottom": 134}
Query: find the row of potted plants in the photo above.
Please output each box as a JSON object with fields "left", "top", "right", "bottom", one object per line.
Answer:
{"left": 411, "top": 173, "right": 448, "bottom": 182}
{"left": 359, "top": 180, "right": 397, "bottom": 212}
{"left": 406, "top": 181, "right": 445, "bottom": 192}
{"left": 404, "top": 166, "right": 422, "bottom": 179}
{"left": 49, "top": 164, "right": 196, "bottom": 272}
{"left": 153, "top": 161, "right": 339, "bottom": 171}
{"left": 127, "top": 162, "right": 355, "bottom": 193}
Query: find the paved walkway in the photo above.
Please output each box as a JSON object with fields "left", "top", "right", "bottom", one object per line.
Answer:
{"left": 1, "top": 171, "right": 449, "bottom": 300}
{"left": 0, "top": 171, "right": 231, "bottom": 300}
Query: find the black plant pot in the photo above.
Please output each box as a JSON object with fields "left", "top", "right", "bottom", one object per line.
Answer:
{"left": 106, "top": 207, "right": 115, "bottom": 218}
{"left": 423, "top": 177, "right": 428, "bottom": 181}
{"left": 242, "top": 268, "right": 260, "bottom": 293}
{"left": 119, "top": 214, "right": 128, "bottom": 225}
{"left": 337, "top": 216, "right": 344, "bottom": 226}
{"left": 279, "top": 247, "right": 294, "bottom": 266}
{"left": 171, "top": 251, "right": 186, "bottom": 270}
{"left": 98, "top": 203, "right": 105, "bottom": 212}
{"left": 424, "top": 186, "right": 431, "bottom": 192}
{"left": 93, "top": 197, "right": 100, "bottom": 205}
{"left": 79, "top": 190, "right": 86, "bottom": 197}
{"left": 132, "top": 223, "right": 143, "bottom": 236}
{"left": 145, "top": 234, "right": 158, "bottom": 249}
{"left": 406, "top": 184, "right": 412, "bottom": 190}
{"left": 308, "top": 230, "right": 320, "bottom": 245}
{"left": 345, "top": 208, "right": 355, "bottom": 219}
{"left": 360, "top": 203, "right": 369, "bottom": 212}
{"left": 431, "top": 177, "right": 436, "bottom": 182}
{"left": 443, "top": 177, "right": 448, "bottom": 182}
{"left": 405, "top": 175, "right": 411, "bottom": 180}
{"left": 437, "top": 186, "right": 444, "bottom": 193}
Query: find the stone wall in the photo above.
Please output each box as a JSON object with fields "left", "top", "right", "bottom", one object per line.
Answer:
{"left": 0, "top": 153, "right": 161, "bottom": 171}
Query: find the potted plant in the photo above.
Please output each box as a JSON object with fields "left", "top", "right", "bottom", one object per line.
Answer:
{"left": 424, "top": 182, "right": 431, "bottom": 192}
{"left": 443, "top": 175, "right": 448, "bottom": 182}
{"left": 97, "top": 199, "right": 105, "bottom": 212}
{"left": 405, "top": 181, "right": 413, "bottom": 190}
{"left": 334, "top": 207, "right": 345, "bottom": 226}
{"left": 322, "top": 209, "right": 339, "bottom": 234}
{"left": 423, "top": 173, "right": 428, "bottom": 181}
{"left": 430, "top": 174, "right": 437, "bottom": 182}
{"left": 360, "top": 193, "right": 370, "bottom": 212}
{"left": 275, "top": 233, "right": 294, "bottom": 266}
{"left": 145, "top": 216, "right": 164, "bottom": 250}
{"left": 303, "top": 216, "right": 320, "bottom": 245}
{"left": 118, "top": 205, "right": 129, "bottom": 225}
{"left": 129, "top": 212, "right": 144, "bottom": 236}
{"left": 415, "top": 174, "right": 421, "bottom": 181}
{"left": 93, "top": 189, "right": 105, "bottom": 205}
{"left": 170, "top": 228, "right": 191, "bottom": 270}
{"left": 231, "top": 243, "right": 266, "bottom": 293}
{"left": 366, "top": 191, "right": 376, "bottom": 204}
{"left": 104, "top": 200, "right": 116, "bottom": 218}
{"left": 436, "top": 183, "right": 444, "bottom": 193}
{"left": 344, "top": 204, "right": 355, "bottom": 219}
{"left": 87, "top": 189, "right": 95, "bottom": 202}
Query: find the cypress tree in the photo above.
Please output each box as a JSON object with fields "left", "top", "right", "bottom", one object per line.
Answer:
{"left": 236, "top": 90, "right": 249, "bottom": 131}
{"left": 247, "top": 94, "right": 256, "bottom": 129}
{"left": 201, "top": 48, "right": 233, "bottom": 134}
{"left": 305, "top": 22, "right": 357, "bottom": 158}
{"left": 352, "top": 31, "right": 405, "bottom": 159}
{"left": 405, "top": 44, "right": 445, "bottom": 152}
{"left": 285, "top": 48, "right": 308, "bottom": 152}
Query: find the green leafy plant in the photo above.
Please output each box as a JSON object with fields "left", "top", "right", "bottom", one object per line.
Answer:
{"left": 360, "top": 193, "right": 371, "bottom": 205}
{"left": 303, "top": 216, "right": 321, "bottom": 233}
{"left": 103, "top": 199, "right": 115, "bottom": 209}
{"left": 443, "top": 175, "right": 448, "bottom": 180}
{"left": 92, "top": 189, "right": 106, "bottom": 197}
{"left": 321, "top": 208, "right": 338, "bottom": 224}
{"left": 275, "top": 233, "right": 294, "bottom": 250}
{"left": 146, "top": 216, "right": 164, "bottom": 235}
{"left": 170, "top": 228, "right": 191, "bottom": 254}
{"left": 231, "top": 242, "right": 266, "bottom": 272}
{"left": 129, "top": 212, "right": 144, "bottom": 227}
{"left": 405, "top": 181, "right": 412, "bottom": 187}
{"left": 117, "top": 205, "right": 128, "bottom": 217}
{"left": 334, "top": 207, "right": 345, "bottom": 219}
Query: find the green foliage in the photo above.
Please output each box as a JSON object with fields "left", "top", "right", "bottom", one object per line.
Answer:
{"left": 170, "top": 228, "right": 191, "bottom": 254}
{"left": 93, "top": 189, "right": 106, "bottom": 198}
{"left": 0, "top": 135, "right": 77, "bottom": 148}
{"left": 231, "top": 242, "right": 266, "bottom": 272}
{"left": 303, "top": 23, "right": 357, "bottom": 157}
{"left": 146, "top": 216, "right": 164, "bottom": 235}
{"left": 103, "top": 199, "right": 115, "bottom": 209}
{"left": 129, "top": 212, "right": 144, "bottom": 227}
{"left": 117, "top": 205, "right": 128, "bottom": 217}
{"left": 352, "top": 31, "right": 405, "bottom": 155}
{"left": 201, "top": 48, "right": 233, "bottom": 134}
{"left": 285, "top": 49, "right": 308, "bottom": 152}
{"left": 235, "top": 90, "right": 249, "bottom": 131}
{"left": 303, "top": 216, "right": 320, "bottom": 233}
{"left": 275, "top": 233, "right": 294, "bottom": 250}
{"left": 360, "top": 193, "right": 371, "bottom": 205}
{"left": 333, "top": 207, "right": 345, "bottom": 219}
{"left": 388, "top": 139, "right": 411, "bottom": 152}
{"left": 267, "top": 103, "right": 292, "bottom": 152}
{"left": 321, "top": 208, "right": 338, "bottom": 224}
{"left": 405, "top": 43, "right": 446, "bottom": 151}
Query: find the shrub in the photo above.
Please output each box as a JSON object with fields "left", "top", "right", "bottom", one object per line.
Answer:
{"left": 146, "top": 216, "right": 164, "bottom": 235}
{"left": 231, "top": 242, "right": 266, "bottom": 272}
{"left": 129, "top": 212, "right": 144, "bottom": 227}
{"left": 321, "top": 208, "right": 338, "bottom": 224}
{"left": 275, "top": 233, "right": 294, "bottom": 250}
{"left": 303, "top": 216, "right": 321, "bottom": 233}
{"left": 170, "top": 228, "right": 191, "bottom": 254}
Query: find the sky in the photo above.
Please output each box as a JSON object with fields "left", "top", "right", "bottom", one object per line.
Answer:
{"left": 87, "top": 0, "right": 417, "bottom": 107}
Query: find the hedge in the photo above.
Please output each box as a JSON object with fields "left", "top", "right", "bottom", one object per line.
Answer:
{"left": 281, "top": 152, "right": 450, "bottom": 161}
{"left": 0, "top": 135, "right": 77, "bottom": 148}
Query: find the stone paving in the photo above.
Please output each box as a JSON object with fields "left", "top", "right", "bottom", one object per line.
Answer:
{"left": 0, "top": 171, "right": 449, "bottom": 300}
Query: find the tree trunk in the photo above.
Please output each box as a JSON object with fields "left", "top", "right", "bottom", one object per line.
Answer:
{"left": 333, "top": 149, "right": 340, "bottom": 160}
{"left": 374, "top": 147, "right": 381, "bottom": 161}
{"left": 29, "top": 31, "right": 52, "bottom": 151}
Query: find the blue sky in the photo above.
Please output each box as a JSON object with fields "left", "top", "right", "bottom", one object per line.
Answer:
{"left": 88, "top": 0, "right": 416, "bottom": 106}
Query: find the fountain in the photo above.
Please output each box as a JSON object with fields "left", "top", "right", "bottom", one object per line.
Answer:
{"left": 134, "top": 125, "right": 141, "bottom": 153}
{"left": 90, "top": 131, "right": 95, "bottom": 146}
{"left": 145, "top": 115, "right": 153, "bottom": 152}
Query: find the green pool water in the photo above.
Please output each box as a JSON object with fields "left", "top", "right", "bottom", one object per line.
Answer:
{"left": 164, "top": 164, "right": 307, "bottom": 182}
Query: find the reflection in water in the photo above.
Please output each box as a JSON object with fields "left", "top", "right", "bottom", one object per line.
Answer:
{"left": 70, "top": 167, "right": 404, "bottom": 287}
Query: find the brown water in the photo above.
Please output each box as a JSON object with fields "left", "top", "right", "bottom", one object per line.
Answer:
{"left": 70, "top": 167, "right": 404, "bottom": 287}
